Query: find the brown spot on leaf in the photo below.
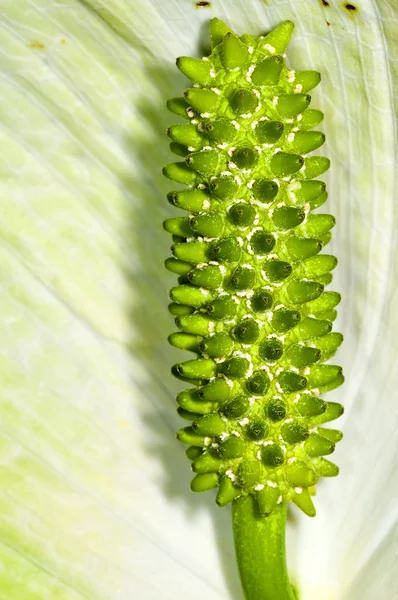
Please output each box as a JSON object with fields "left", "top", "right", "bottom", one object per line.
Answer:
{"left": 344, "top": 3, "right": 357, "bottom": 10}
{"left": 60, "top": 39, "right": 67, "bottom": 45}
{"left": 320, "top": 0, "right": 330, "bottom": 6}
{"left": 196, "top": 1, "right": 211, "bottom": 6}
{"left": 28, "top": 41, "right": 46, "bottom": 49}
{"left": 326, "top": 21, "right": 332, "bottom": 26}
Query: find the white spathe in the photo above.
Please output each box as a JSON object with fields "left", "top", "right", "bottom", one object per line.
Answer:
{"left": 0, "top": 1, "right": 396, "bottom": 599}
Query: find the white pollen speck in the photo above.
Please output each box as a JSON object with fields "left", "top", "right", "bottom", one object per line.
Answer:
{"left": 290, "top": 367, "right": 299, "bottom": 374}
{"left": 226, "top": 469, "right": 236, "bottom": 481}
{"left": 228, "top": 162, "right": 237, "bottom": 169}
{"left": 231, "top": 430, "right": 241, "bottom": 437}
{"left": 287, "top": 70, "right": 296, "bottom": 82}
{"left": 231, "top": 120, "right": 241, "bottom": 129}
{"left": 200, "top": 287, "right": 210, "bottom": 295}
{"left": 217, "top": 143, "right": 229, "bottom": 150}
{"left": 253, "top": 89, "right": 261, "bottom": 98}
{"left": 276, "top": 383, "right": 283, "bottom": 393}
{"left": 188, "top": 146, "right": 195, "bottom": 151}
{"left": 187, "top": 110, "right": 195, "bottom": 118}
{"left": 251, "top": 121, "right": 258, "bottom": 130}
{"left": 267, "top": 480, "right": 277, "bottom": 488}
{"left": 263, "top": 440, "right": 274, "bottom": 446}
{"left": 212, "top": 442, "right": 219, "bottom": 448}
{"left": 303, "top": 367, "right": 311, "bottom": 375}
{"left": 255, "top": 483, "right": 265, "bottom": 491}
{"left": 294, "top": 84, "right": 303, "bottom": 93}
{"left": 203, "top": 199, "right": 211, "bottom": 209}
{"left": 247, "top": 179, "right": 255, "bottom": 189}
{"left": 256, "top": 451, "right": 262, "bottom": 460}
{"left": 239, "top": 418, "right": 249, "bottom": 426}
{"left": 259, "top": 116, "right": 268, "bottom": 121}
{"left": 208, "top": 322, "right": 215, "bottom": 332}
{"left": 245, "top": 76, "right": 252, "bottom": 83}
{"left": 295, "top": 487, "right": 303, "bottom": 494}
{"left": 193, "top": 83, "right": 200, "bottom": 88}
{"left": 241, "top": 113, "right": 252, "bottom": 119}
{"left": 287, "top": 133, "right": 295, "bottom": 143}
{"left": 203, "top": 145, "right": 212, "bottom": 150}
{"left": 210, "top": 68, "right": 216, "bottom": 78}
{"left": 313, "top": 388, "right": 320, "bottom": 396}
{"left": 288, "top": 457, "right": 297, "bottom": 464}
{"left": 285, "top": 418, "right": 294, "bottom": 424}
{"left": 248, "top": 46, "right": 254, "bottom": 54}
{"left": 198, "top": 183, "right": 206, "bottom": 189}
{"left": 273, "top": 96, "right": 279, "bottom": 105}
{"left": 220, "top": 432, "right": 230, "bottom": 441}
{"left": 297, "top": 114, "right": 303, "bottom": 121}
{"left": 201, "top": 112, "right": 211, "bottom": 118}
{"left": 277, "top": 496, "right": 283, "bottom": 504}
{"left": 202, "top": 57, "right": 209, "bottom": 61}
{"left": 204, "top": 437, "right": 211, "bottom": 446}
{"left": 264, "top": 43, "right": 276, "bottom": 53}
{"left": 211, "top": 87, "right": 221, "bottom": 95}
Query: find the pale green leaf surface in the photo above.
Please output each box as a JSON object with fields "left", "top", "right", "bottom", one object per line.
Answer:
{"left": 0, "top": 1, "right": 397, "bottom": 599}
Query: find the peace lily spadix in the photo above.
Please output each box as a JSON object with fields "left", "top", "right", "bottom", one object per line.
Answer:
{"left": 0, "top": 1, "right": 396, "bottom": 600}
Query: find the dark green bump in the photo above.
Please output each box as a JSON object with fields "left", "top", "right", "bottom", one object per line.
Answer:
{"left": 263, "top": 260, "right": 292, "bottom": 282}
{"left": 294, "top": 317, "right": 332, "bottom": 341}
{"left": 285, "top": 237, "right": 323, "bottom": 261}
{"left": 176, "top": 56, "right": 213, "bottom": 86}
{"left": 172, "top": 240, "right": 208, "bottom": 264}
{"left": 318, "top": 428, "right": 343, "bottom": 443}
{"left": 306, "top": 364, "right": 343, "bottom": 388}
{"left": 278, "top": 371, "right": 307, "bottom": 393}
{"left": 301, "top": 254, "right": 337, "bottom": 278}
{"left": 286, "top": 345, "right": 321, "bottom": 368}
{"left": 316, "top": 275, "right": 333, "bottom": 288}
{"left": 309, "top": 191, "right": 328, "bottom": 211}
{"left": 187, "top": 265, "right": 223, "bottom": 289}
{"left": 193, "top": 413, "right": 226, "bottom": 436}
{"left": 229, "top": 202, "right": 257, "bottom": 227}
{"left": 169, "top": 141, "right": 190, "bottom": 157}
{"left": 294, "top": 70, "right": 321, "bottom": 92}
{"left": 199, "top": 332, "right": 234, "bottom": 358}
{"left": 258, "top": 339, "right": 284, "bottom": 362}
{"left": 221, "top": 31, "right": 250, "bottom": 70}
{"left": 251, "top": 179, "right": 279, "bottom": 203}
{"left": 192, "top": 451, "right": 222, "bottom": 473}
{"left": 236, "top": 460, "right": 262, "bottom": 488}
{"left": 166, "top": 96, "right": 191, "bottom": 119}
{"left": 255, "top": 121, "right": 284, "bottom": 144}
{"left": 177, "top": 426, "right": 207, "bottom": 446}
{"left": 168, "top": 302, "right": 194, "bottom": 317}
{"left": 186, "top": 446, "right": 202, "bottom": 461}
{"left": 251, "top": 288, "right": 273, "bottom": 313}
{"left": 177, "top": 389, "right": 216, "bottom": 415}
{"left": 165, "top": 257, "right": 193, "bottom": 276}
{"left": 271, "top": 307, "right": 301, "bottom": 332}
{"left": 256, "top": 485, "right": 281, "bottom": 516}
{"left": 267, "top": 398, "right": 287, "bottom": 422}
{"left": 190, "top": 213, "right": 225, "bottom": 238}
{"left": 229, "top": 88, "right": 258, "bottom": 115}
{"left": 246, "top": 419, "right": 269, "bottom": 441}
{"left": 262, "top": 20, "right": 295, "bottom": 54}
{"left": 170, "top": 284, "right": 209, "bottom": 308}
{"left": 175, "top": 313, "right": 213, "bottom": 336}
{"left": 186, "top": 149, "right": 221, "bottom": 174}
{"left": 233, "top": 146, "right": 259, "bottom": 170}
{"left": 191, "top": 472, "right": 219, "bottom": 492}
{"left": 316, "top": 458, "right": 339, "bottom": 477}
{"left": 175, "top": 358, "right": 216, "bottom": 380}
{"left": 285, "top": 460, "right": 318, "bottom": 487}
{"left": 168, "top": 332, "right": 202, "bottom": 353}
{"left": 246, "top": 371, "right": 271, "bottom": 396}
{"left": 289, "top": 131, "right": 325, "bottom": 155}
{"left": 205, "top": 118, "right": 237, "bottom": 143}
{"left": 219, "top": 356, "right": 250, "bottom": 379}
{"left": 229, "top": 266, "right": 256, "bottom": 290}
{"left": 209, "top": 175, "right": 240, "bottom": 200}
{"left": 299, "top": 109, "right": 324, "bottom": 130}
{"left": 272, "top": 206, "right": 305, "bottom": 230}
{"left": 184, "top": 88, "right": 220, "bottom": 113}
{"left": 234, "top": 318, "right": 260, "bottom": 345}
{"left": 208, "top": 237, "right": 242, "bottom": 262}
{"left": 313, "top": 402, "right": 344, "bottom": 425}
{"left": 168, "top": 188, "right": 210, "bottom": 212}
{"left": 223, "top": 395, "right": 250, "bottom": 418}
{"left": 209, "top": 17, "right": 233, "bottom": 49}
{"left": 251, "top": 55, "right": 284, "bottom": 86}
{"left": 286, "top": 280, "right": 324, "bottom": 304}
{"left": 276, "top": 93, "right": 311, "bottom": 118}
{"left": 261, "top": 444, "right": 285, "bottom": 467}
{"left": 250, "top": 230, "right": 276, "bottom": 254}
{"left": 216, "top": 475, "right": 240, "bottom": 506}
{"left": 207, "top": 295, "right": 238, "bottom": 320}
{"left": 281, "top": 420, "right": 309, "bottom": 444}
{"left": 304, "top": 156, "right": 331, "bottom": 178}
{"left": 167, "top": 123, "right": 204, "bottom": 149}
{"left": 163, "top": 162, "right": 198, "bottom": 184}
{"left": 270, "top": 152, "right": 304, "bottom": 177}
{"left": 216, "top": 435, "right": 245, "bottom": 458}
{"left": 304, "top": 433, "right": 335, "bottom": 457}
{"left": 296, "top": 395, "right": 327, "bottom": 417}
{"left": 297, "top": 180, "right": 326, "bottom": 203}
{"left": 312, "top": 331, "right": 343, "bottom": 361}
{"left": 199, "top": 377, "right": 232, "bottom": 402}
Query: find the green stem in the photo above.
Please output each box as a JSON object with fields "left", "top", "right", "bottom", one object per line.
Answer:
{"left": 232, "top": 495, "right": 296, "bottom": 600}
